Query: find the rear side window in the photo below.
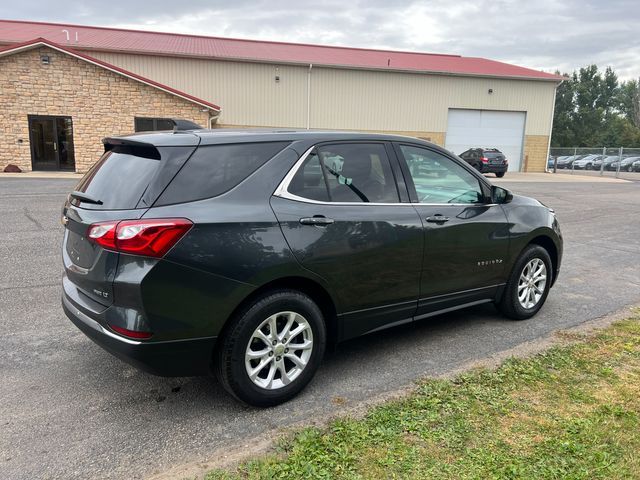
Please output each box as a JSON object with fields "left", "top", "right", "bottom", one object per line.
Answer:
{"left": 156, "top": 142, "right": 289, "bottom": 205}
{"left": 288, "top": 151, "right": 330, "bottom": 202}
{"left": 74, "top": 149, "right": 160, "bottom": 209}
{"left": 287, "top": 143, "right": 399, "bottom": 203}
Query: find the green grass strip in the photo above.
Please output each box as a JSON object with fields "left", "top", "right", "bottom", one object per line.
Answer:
{"left": 207, "top": 314, "right": 640, "bottom": 480}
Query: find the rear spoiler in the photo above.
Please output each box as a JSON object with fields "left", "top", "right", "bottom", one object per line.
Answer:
{"left": 103, "top": 138, "right": 161, "bottom": 160}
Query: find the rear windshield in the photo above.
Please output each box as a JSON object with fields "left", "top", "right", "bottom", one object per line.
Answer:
{"left": 155, "top": 142, "right": 290, "bottom": 206}
{"left": 74, "top": 150, "right": 160, "bottom": 209}
{"left": 483, "top": 151, "right": 503, "bottom": 158}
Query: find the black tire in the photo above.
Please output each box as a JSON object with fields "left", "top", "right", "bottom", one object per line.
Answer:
{"left": 497, "top": 244, "right": 552, "bottom": 320}
{"left": 495, "top": 172, "right": 505, "bottom": 178}
{"left": 215, "top": 290, "right": 326, "bottom": 407}
{"left": 586, "top": 164, "right": 592, "bottom": 170}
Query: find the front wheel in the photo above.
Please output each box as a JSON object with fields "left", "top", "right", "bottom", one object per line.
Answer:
{"left": 215, "top": 290, "right": 326, "bottom": 407}
{"left": 497, "top": 245, "right": 552, "bottom": 320}
{"left": 495, "top": 172, "right": 505, "bottom": 178}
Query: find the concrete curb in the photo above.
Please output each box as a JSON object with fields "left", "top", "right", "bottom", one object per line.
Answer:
{"left": 492, "top": 172, "right": 630, "bottom": 183}
{"left": 0, "top": 172, "right": 82, "bottom": 179}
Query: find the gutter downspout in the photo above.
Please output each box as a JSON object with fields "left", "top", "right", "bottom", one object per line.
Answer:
{"left": 545, "top": 79, "right": 562, "bottom": 173}
{"left": 306, "top": 63, "right": 313, "bottom": 130}
{"left": 208, "top": 110, "right": 221, "bottom": 129}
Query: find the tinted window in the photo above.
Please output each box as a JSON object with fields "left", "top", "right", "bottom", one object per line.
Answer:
{"left": 74, "top": 150, "right": 160, "bottom": 209}
{"left": 288, "top": 151, "right": 330, "bottom": 202}
{"left": 318, "top": 143, "right": 399, "bottom": 203}
{"left": 399, "top": 145, "right": 484, "bottom": 204}
{"left": 156, "top": 142, "right": 289, "bottom": 205}
{"left": 134, "top": 117, "right": 175, "bottom": 132}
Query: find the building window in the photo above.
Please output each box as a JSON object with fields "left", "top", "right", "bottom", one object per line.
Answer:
{"left": 134, "top": 117, "right": 175, "bottom": 132}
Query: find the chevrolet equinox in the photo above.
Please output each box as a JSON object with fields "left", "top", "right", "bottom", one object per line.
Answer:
{"left": 62, "top": 130, "right": 563, "bottom": 406}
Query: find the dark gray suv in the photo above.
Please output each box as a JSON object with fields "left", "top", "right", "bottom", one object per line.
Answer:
{"left": 62, "top": 130, "right": 562, "bottom": 406}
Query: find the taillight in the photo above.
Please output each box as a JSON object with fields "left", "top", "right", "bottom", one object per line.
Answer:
{"left": 88, "top": 221, "right": 118, "bottom": 250}
{"left": 87, "top": 218, "right": 193, "bottom": 258}
{"left": 110, "top": 325, "right": 153, "bottom": 339}
{"left": 481, "top": 157, "right": 489, "bottom": 163}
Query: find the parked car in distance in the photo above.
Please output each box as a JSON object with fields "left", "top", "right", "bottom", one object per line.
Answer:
{"left": 593, "top": 155, "right": 618, "bottom": 171}
{"left": 458, "top": 148, "right": 508, "bottom": 177}
{"left": 61, "top": 130, "right": 562, "bottom": 406}
{"left": 609, "top": 156, "right": 640, "bottom": 172}
{"left": 556, "top": 155, "right": 584, "bottom": 169}
{"left": 572, "top": 154, "right": 603, "bottom": 170}
{"left": 632, "top": 159, "right": 640, "bottom": 172}
{"left": 555, "top": 155, "right": 571, "bottom": 169}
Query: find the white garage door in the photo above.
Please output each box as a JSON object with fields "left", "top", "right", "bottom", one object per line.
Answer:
{"left": 445, "top": 109, "right": 526, "bottom": 172}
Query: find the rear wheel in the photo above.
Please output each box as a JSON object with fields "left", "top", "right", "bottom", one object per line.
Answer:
{"left": 495, "top": 172, "right": 505, "bottom": 178}
{"left": 497, "top": 245, "right": 552, "bottom": 320}
{"left": 215, "top": 290, "right": 326, "bottom": 407}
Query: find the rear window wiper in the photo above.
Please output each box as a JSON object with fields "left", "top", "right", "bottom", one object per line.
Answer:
{"left": 69, "top": 191, "right": 103, "bottom": 205}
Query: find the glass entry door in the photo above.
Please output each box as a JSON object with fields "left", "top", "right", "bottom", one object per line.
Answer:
{"left": 28, "top": 116, "right": 76, "bottom": 171}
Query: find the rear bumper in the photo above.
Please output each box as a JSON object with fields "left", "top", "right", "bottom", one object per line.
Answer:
{"left": 62, "top": 291, "right": 216, "bottom": 377}
{"left": 480, "top": 164, "right": 508, "bottom": 173}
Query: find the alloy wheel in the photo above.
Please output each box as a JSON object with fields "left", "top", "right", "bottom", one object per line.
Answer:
{"left": 517, "top": 258, "right": 547, "bottom": 309}
{"left": 244, "top": 311, "right": 313, "bottom": 390}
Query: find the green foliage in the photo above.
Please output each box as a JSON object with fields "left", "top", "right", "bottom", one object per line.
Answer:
{"left": 207, "top": 315, "right": 640, "bottom": 480}
{"left": 552, "top": 64, "right": 640, "bottom": 147}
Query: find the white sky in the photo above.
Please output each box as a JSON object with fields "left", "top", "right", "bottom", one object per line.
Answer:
{"left": 2, "top": 0, "right": 639, "bottom": 79}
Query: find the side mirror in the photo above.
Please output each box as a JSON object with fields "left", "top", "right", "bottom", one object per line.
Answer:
{"left": 491, "top": 185, "right": 513, "bottom": 204}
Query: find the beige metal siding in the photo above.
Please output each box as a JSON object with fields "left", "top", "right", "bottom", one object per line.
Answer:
{"left": 310, "top": 68, "right": 555, "bottom": 135}
{"left": 90, "top": 52, "right": 556, "bottom": 136}
{"left": 91, "top": 52, "right": 309, "bottom": 127}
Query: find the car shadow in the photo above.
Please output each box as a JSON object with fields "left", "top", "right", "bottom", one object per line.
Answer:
{"left": 71, "top": 302, "right": 505, "bottom": 413}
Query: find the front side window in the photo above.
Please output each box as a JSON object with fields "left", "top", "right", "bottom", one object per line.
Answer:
{"left": 398, "top": 145, "right": 485, "bottom": 204}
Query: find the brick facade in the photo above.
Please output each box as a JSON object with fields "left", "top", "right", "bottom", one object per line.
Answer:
{"left": 524, "top": 135, "right": 550, "bottom": 172}
{"left": 0, "top": 47, "right": 211, "bottom": 173}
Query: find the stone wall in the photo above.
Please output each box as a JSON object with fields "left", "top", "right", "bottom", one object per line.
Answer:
{"left": 0, "top": 47, "right": 211, "bottom": 172}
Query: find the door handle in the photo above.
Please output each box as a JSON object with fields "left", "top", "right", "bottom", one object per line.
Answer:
{"left": 299, "top": 216, "right": 335, "bottom": 226}
{"left": 425, "top": 215, "right": 450, "bottom": 223}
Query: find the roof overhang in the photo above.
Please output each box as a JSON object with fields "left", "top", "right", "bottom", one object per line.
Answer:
{"left": 0, "top": 38, "right": 221, "bottom": 112}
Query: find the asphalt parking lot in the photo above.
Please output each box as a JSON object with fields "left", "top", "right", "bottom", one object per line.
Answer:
{"left": 1, "top": 175, "right": 639, "bottom": 480}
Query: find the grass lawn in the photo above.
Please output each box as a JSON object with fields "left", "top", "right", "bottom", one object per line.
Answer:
{"left": 206, "top": 314, "right": 640, "bottom": 480}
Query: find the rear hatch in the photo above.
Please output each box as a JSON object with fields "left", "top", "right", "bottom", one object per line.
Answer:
{"left": 484, "top": 151, "right": 506, "bottom": 165}
{"left": 62, "top": 136, "right": 198, "bottom": 308}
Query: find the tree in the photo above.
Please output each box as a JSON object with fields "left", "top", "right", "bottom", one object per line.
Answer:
{"left": 551, "top": 65, "right": 640, "bottom": 147}
{"left": 551, "top": 73, "right": 576, "bottom": 146}
{"left": 618, "top": 79, "right": 640, "bottom": 128}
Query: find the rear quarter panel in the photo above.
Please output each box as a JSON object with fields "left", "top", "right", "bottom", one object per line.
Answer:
{"left": 140, "top": 146, "right": 333, "bottom": 338}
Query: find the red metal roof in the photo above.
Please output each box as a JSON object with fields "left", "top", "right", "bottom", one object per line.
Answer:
{"left": 0, "top": 37, "right": 220, "bottom": 111}
{"left": 0, "top": 19, "right": 562, "bottom": 81}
